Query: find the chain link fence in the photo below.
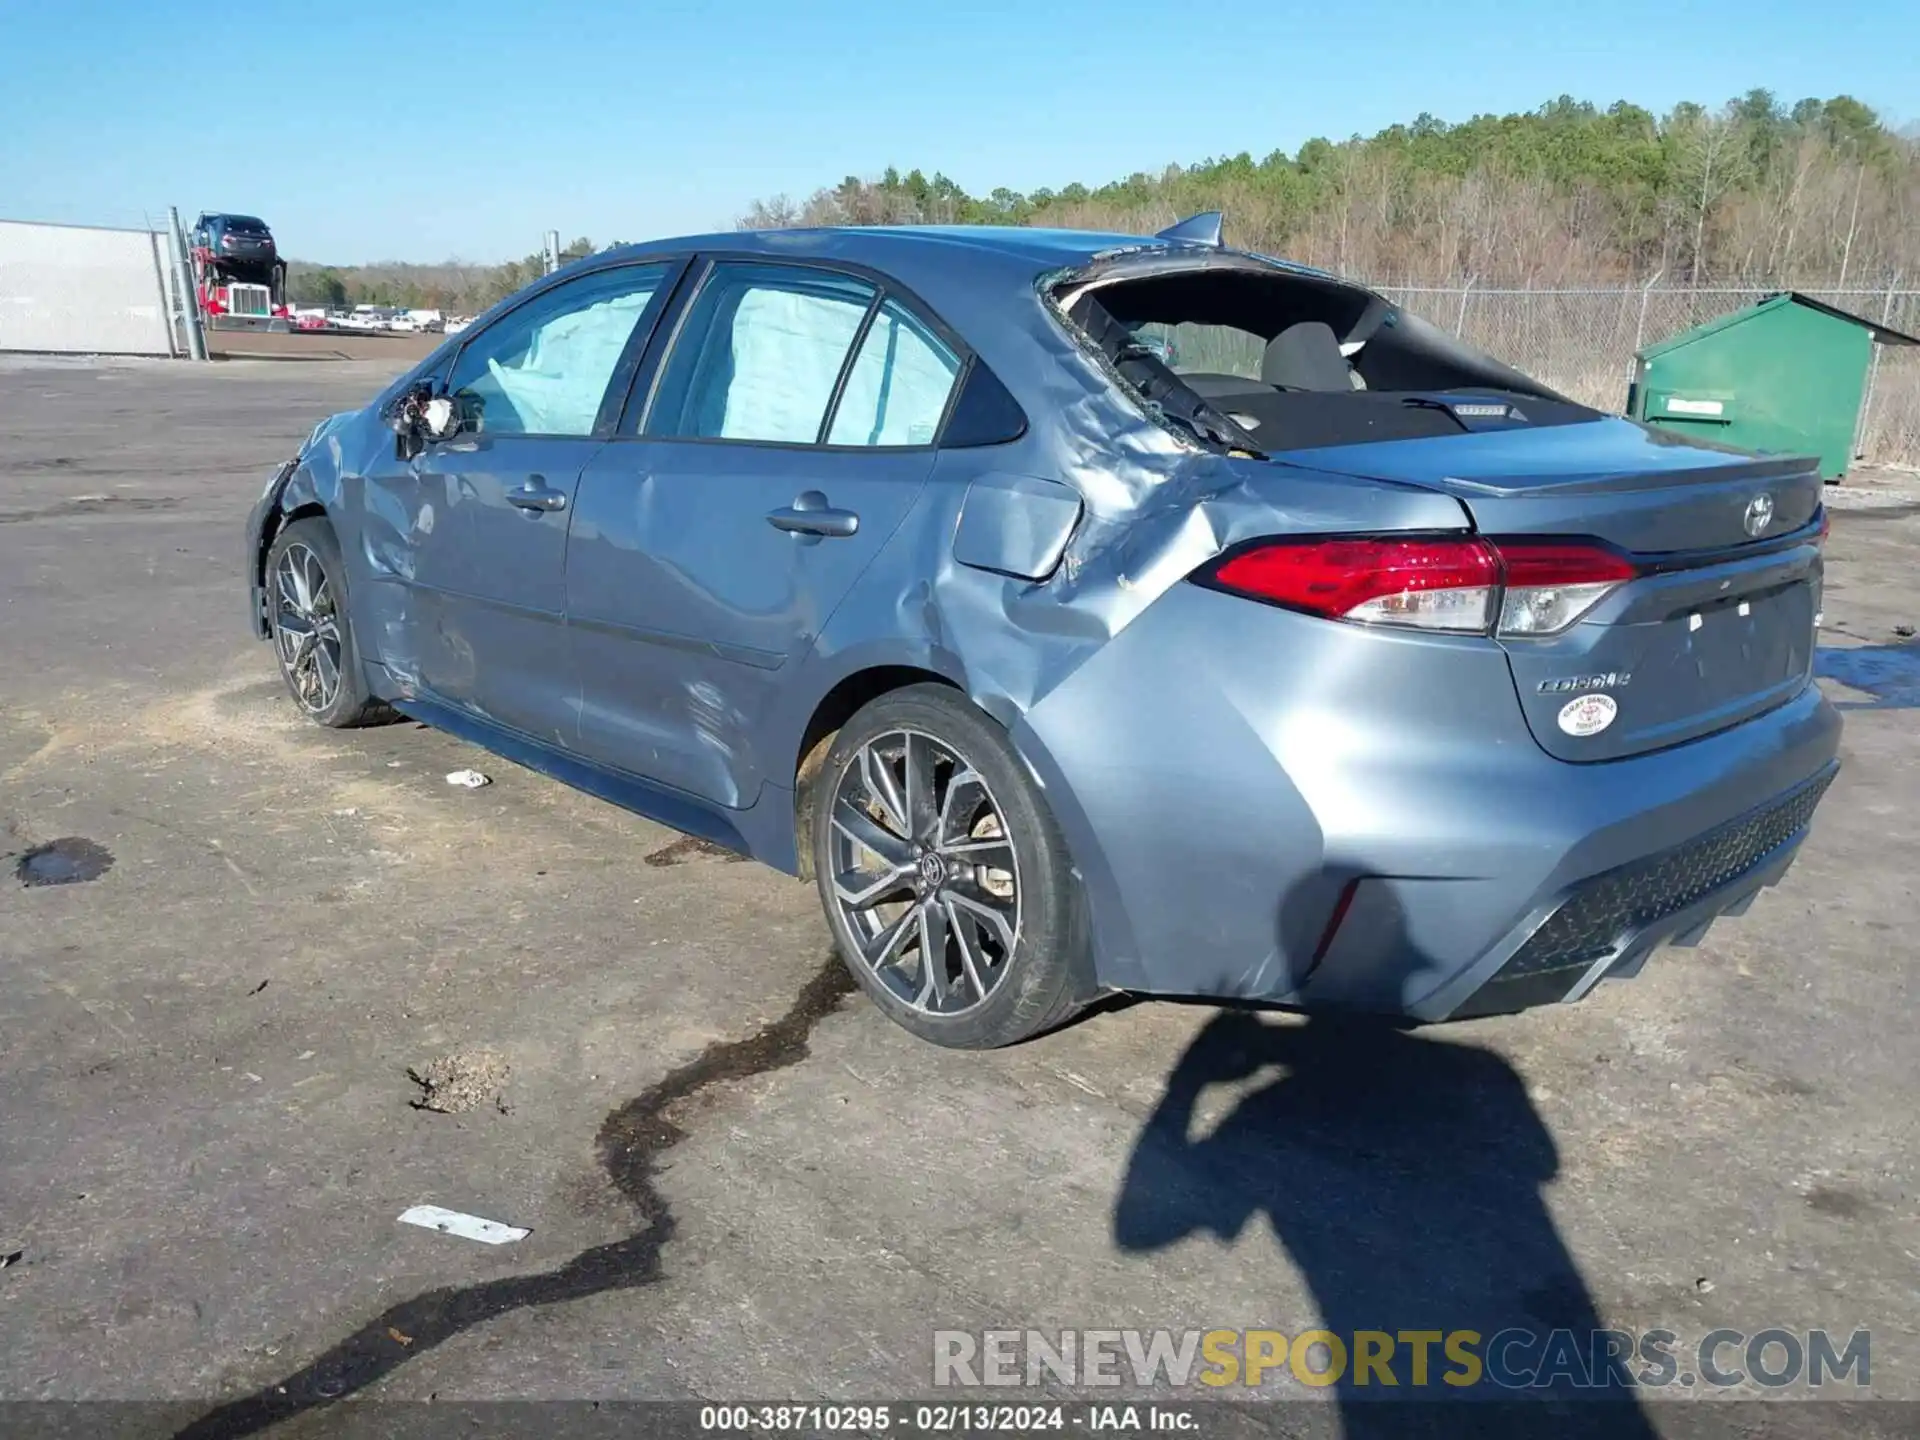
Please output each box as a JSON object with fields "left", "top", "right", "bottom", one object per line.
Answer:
{"left": 1376, "top": 284, "right": 1920, "bottom": 471}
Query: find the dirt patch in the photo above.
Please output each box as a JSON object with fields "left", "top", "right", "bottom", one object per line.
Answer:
{"left": 0, "top": 496, "right": 184, "bottom": 524}
{"left": 1805, "top": 1184, "right": 1877, "bottom": 1221}
{"left": 642, "top": 835, "right": 748, "bottom": 867}
{"left": 406, "top": 1050, "right": 512, "bottom": 1115}
{"left": 210, "top": 332, "right": 440, "bottom": 364}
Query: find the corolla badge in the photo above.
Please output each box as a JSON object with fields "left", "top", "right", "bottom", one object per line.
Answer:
{"left": 1744, "top": 494, "right": 1775, "bottom": 537}
{"left": 1538, "top": 671, "right": 1631, "bottom": 694}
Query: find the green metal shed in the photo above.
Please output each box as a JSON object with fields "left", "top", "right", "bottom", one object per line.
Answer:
{"left": 1626, "top": 292, "right": 1920, "bottom": 480}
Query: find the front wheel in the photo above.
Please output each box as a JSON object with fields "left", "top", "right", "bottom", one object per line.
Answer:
{"left": 264, "top": 517, "right": 393, "bottom": 728}
{"left": 812, "top": 684, "right": 1094, "bottom": 1049}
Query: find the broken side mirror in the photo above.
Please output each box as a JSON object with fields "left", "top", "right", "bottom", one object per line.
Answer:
{"left": 387, "top": 382, "right": 460, "bottom": 461}
{"left": 420, "top": 395, "right": 458, "bottom": 440}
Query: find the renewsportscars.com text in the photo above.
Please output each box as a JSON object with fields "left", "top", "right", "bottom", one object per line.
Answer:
{"left": 933, "top": 1327, "right": 1871, "bottom": 1391}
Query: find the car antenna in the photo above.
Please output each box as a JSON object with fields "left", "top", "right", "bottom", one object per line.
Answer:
{"left": 1155, "top": 211, "right": 1224, "bottom": 247}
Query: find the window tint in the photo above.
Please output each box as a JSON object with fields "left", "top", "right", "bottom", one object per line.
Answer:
{"left": 825, "top": 300, "right": 960, "bottom": 447}
{"left": 940, "top": 359, "right": 1028, "bottom": 448}
{"left": 646, "top": 264, "right": 874, "bottom": 443}
{"left": 448, "top": 263, "right": 669, "bottom": 438}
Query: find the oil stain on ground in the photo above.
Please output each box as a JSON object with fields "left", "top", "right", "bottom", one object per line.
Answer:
{"left": 15, "top": 837, "right": 114, "bottom": 887}
{"left": 171, "top": 958, "right": 856, "bottom": 1440}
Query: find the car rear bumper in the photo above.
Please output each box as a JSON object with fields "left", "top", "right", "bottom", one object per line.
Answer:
{"left": 1013, "top": 581, "right": 1842, "bottom": 1021}
{"left": 1419, "top": 763, "right": 1833, "bottom": 1018}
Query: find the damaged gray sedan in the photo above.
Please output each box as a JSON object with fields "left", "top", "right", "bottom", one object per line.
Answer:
{"left": 245, "top": 215, "right": 1840, "bottom": 1047}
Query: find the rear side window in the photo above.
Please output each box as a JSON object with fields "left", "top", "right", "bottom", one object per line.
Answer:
{"left": 647, "top": 264, "right": 875, "bottom": 443}
{"left": 826, "top": 300, "right": 960, "bottom": 447}
{"left": 940, "top": 360, "right": 1028, "bottom": 447}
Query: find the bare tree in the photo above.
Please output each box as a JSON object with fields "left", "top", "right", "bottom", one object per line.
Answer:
{"left": 1669, "top": 105, "right": 1751, "bottom": 283}
{"left": 737, "top": 195, "right": 801, "bottom": 230}
{"left": 1837, "top": 161, "right": 1866, "bottom": 286}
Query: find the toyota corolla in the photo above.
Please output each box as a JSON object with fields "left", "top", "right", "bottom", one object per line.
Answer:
{"left": 245, "top": 216, "right": 1840, "bottom": 1048}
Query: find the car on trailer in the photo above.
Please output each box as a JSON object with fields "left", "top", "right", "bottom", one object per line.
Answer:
{"left": 189, "top": 212, "right": 291, "bottom": 331}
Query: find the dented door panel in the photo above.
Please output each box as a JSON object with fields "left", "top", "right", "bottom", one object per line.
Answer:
{"left": 361, "top": 434, "right": 594, "bottom": 747}
{"left": 567, "top": 441, "right": 934, "bottom": 808}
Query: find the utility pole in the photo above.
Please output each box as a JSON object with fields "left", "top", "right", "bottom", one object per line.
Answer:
{"left": 544, "top": 230, "right": 561, "bottom": 275}
{"left": 1455, "top": 275, "right": 1476, "bottom": 334}
{"left": 167, "top": 206, "right": 208, "bottom": 361}
{"left": 1852, "top": 272, "right": 1902, "bottom": 468}
{"left": 1633, "top": 269, "right": 1665, "bottom": 356}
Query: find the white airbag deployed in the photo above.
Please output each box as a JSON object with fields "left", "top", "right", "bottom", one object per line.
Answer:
{"left": 482, "top": 291, "right": 650, "bottom": 435}
{"left": 718, "top": 288, "right": 868, "bottom": 442}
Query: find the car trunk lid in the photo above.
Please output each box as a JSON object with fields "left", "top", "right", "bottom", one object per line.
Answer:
{"left": 1277, "top": 416, "right": 1825, "bottom": 761}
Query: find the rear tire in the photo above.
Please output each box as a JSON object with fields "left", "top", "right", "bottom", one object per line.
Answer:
{"left": 812, "top": 684, "right": 1094, "bottom": 1049}
{"left": 264, "top": 517, "right": 394, "bottom": 729}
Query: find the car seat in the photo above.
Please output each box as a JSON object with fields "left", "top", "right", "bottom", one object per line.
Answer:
{"left": 1260, "top": 321, "right": 1353, "bottom": 392}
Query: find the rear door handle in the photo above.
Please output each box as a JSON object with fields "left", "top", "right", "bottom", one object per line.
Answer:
{"left": 767, "top": 489, "right": 859, "bottom": 538}
{"left": 507, "top": 475, "right": 568, "bottom": 513}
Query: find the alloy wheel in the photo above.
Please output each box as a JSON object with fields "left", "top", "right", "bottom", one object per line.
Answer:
{"left": 271, "top": 541, "right": 343, "bottom": 713}
{"left": 826, "top": 728, "right": 1022, "bottom": 1015}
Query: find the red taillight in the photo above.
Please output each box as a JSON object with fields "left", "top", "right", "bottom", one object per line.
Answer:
{"left": 1204, "top": 535, "right": 1638, "bottom": 638}
{"left": 1495, "top": 542, "right": 1637, "bottom": 587}
{"left": 1211, "top": 536, "right": 1499, "bottom": 632}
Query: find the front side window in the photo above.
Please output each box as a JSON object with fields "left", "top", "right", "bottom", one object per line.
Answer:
{"left": 645, "top": 264, "right": 875, "bottom": 443}
{"left": 447, "top": 263, "right": 670, "bottom": 438}
{"left": 825, "top": 300, "right": 960, "bottom": 447}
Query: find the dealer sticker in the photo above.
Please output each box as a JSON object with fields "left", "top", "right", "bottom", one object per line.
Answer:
{"left": 1557, "top": 694, "right": 1618, "bottom": 737}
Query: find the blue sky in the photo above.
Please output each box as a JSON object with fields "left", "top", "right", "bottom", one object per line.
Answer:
{"left": 0, "top": 0, "right": 1906, "bottom": 264}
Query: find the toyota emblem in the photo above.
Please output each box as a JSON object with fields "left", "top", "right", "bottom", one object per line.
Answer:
{"left": 1743, "top": 494, "right": 1774, "bottom": 537}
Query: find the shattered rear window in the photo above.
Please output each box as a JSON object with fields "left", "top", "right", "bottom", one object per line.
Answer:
{"left": 1131, "top": 321, "right": 1264, "bottom": 379}
{"left": 1051, "top": 256, "right": 1596, "bottom": 453}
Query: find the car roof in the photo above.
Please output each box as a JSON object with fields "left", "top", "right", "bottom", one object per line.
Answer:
{"left": 588, "top": 226, "right": 1308, "bottom": 357}
{"left": 503, "top": 225, "right": 1351, "bottom": 402}
{"left": 594, "top": 225, "right": 1354, "bottom": 303}
{"left": 601, "top": 224, "right": 1160, "bottom": 277}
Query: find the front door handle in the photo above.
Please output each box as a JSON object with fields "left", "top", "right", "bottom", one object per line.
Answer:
{"left": 507, "top": 476, "right": 568, "bottom": 513}
{"left": 767, "top": 489, "right": 859, "bottom": 538}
